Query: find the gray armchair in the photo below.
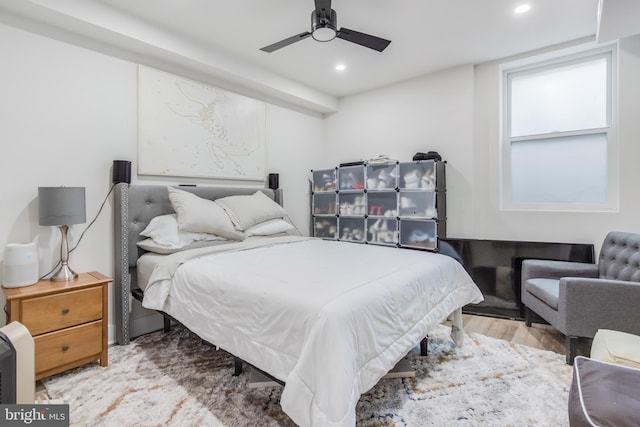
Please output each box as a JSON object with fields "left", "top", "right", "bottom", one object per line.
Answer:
{"left": 521, "top": 231, "right": 640, "bottom": 364}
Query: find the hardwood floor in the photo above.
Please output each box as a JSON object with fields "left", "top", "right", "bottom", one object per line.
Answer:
{"left": 460, "top": 314, "right": 566, "bottom": 355}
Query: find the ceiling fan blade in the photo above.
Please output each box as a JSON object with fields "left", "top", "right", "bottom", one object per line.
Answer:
{"left": 260, "top": 32, "right": 312, "bottom": 52}
{"left": 314, "top": 0, "right": 332, "bottom": 16}
{"left": 336, "top": 27, "right": 391, "bottom": 52}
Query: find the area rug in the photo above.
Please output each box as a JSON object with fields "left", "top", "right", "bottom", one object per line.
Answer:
{"left": 42, "top": 325, "right": 573, "bottom": 426}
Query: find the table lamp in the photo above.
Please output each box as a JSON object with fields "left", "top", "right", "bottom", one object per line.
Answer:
{"left": 38, "top": 187, "right": 86, "bottom": 281}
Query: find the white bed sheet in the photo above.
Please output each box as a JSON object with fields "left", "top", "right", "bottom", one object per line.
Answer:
{"left": 136, "top": 236, "right": 278, "bottom": 291}
{"left": 137, "top": 252, "right": 165, "bottom": 292}
{"left": 141, "top": 236, "right": 483, "bottom": 427}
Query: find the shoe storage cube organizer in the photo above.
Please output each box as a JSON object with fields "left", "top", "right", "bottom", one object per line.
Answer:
{"left": 313, "top": 192, "right": 337, "bottom": 215}
{"left": 311, "top": 161, "right": 446, "bottom": 251}
{"left": 314, "top": 217, "right": 338, "bottom": 239}
{"left": 312, "top": 169, "right": 337, "bottom": 192}
{"left": 367, "top": 218, "right": 399, "bottom": 246}
{"left": 399, "top": 220, "right": 438, "bottom": 250}
{"left": 339, "top": 218, "right": 366, "bottom": 242}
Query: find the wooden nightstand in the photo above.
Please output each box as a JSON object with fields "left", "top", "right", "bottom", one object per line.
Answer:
{"left": 3, "top": 271, "right": 110, "bottom": 380}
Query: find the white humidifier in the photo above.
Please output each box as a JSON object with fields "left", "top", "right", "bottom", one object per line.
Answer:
{"left": 3, "top": 243, "right": 39, "bottom": 288}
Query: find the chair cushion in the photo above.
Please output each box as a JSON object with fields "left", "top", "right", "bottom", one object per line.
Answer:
{"left": 591, "top": 329, "right": 640, "bottom": 369}
{"left": 524, "top": 278, "right": 559, "bottom": 310}
{"left": 568, "top": 356, "right": 640, "bottom": 427}
{"left": 598, "top": 231, "right": 640, "bottom": 282}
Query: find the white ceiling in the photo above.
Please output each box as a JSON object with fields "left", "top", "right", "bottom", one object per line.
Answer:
{"left": 1, "top": 0, "right": 636, "bottom": 113}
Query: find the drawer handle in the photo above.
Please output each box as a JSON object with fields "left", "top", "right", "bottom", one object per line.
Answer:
{"left": 61, "top": 308, "right": 69, "bottom": 315}
{"left": 62, "top": 345, "right": 69, "bottom": 352}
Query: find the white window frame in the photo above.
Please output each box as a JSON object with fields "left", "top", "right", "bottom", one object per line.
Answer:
{"left": 499, "top": 43, "right": 618, "bottom": 212}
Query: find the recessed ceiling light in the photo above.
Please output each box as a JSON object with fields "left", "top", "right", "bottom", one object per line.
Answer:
{"left": 335, "top": 64, "right": 346, "bottom": 71}
{"left": 514, "top": 4, "right": 531, "bottom": 14}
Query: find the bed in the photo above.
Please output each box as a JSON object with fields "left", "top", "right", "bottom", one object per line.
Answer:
{"left": 113, "top": 183, "right": 483, "bottom": 427}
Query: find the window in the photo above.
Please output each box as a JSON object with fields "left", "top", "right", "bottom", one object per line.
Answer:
{"left": 500, "top": 45, "right": 617, "bottom": 211}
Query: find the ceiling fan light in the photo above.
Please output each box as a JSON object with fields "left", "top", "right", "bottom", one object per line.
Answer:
{"left": 313, "top": 27, "right": 336, "bottom": 42}
{"left": 311, "top": 9, "right": 337, "bottom": 42}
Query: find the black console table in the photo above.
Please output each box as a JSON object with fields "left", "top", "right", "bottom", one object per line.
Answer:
{"left": 440, "top": 238, "right": 595, "bottom": 319}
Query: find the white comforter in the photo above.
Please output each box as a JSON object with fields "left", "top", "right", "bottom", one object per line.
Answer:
{"left": 142, "top": 236, "right": 483, "bottom": 427}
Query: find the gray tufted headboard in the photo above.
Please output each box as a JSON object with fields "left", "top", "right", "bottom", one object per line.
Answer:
{"left": 598, "top": 231, "right": 640, "bottom": 282}
{"left": 113, "top": 183, "right": 282, "bottom": 345}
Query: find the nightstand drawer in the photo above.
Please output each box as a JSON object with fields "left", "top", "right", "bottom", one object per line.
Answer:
{"left": 35, "top": 320, "right": 103, "bottom": 375}
{"left": 21, "top": 286, "right": 103, "bottom": 335}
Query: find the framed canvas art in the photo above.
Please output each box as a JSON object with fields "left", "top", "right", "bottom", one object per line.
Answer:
{"left": 138, "top": 66, "right": 266, "bottom": 180}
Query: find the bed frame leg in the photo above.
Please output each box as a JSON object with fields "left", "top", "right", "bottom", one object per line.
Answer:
{"left": 163, "top": 314, "right": 171, "bottom": 333}
{"left": 420, "top": 336, "right": 428, "bottom": 356}
{"left": 450, "top": 308, "right": 464, "bottom": 346}
{"left": 233, "top": 357, "right": 243, "bottom": 376}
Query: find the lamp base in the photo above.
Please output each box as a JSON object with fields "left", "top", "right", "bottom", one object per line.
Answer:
{"left": 50, "top": 263, "right": 78, "bottom": 282}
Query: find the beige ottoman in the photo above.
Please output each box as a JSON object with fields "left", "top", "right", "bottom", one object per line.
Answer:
{"left": 590, "top": 329, "right": 640, "bottom": 369}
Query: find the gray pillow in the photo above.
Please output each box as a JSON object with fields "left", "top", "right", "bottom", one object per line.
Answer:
{"left": 245, "top": 218, "right": 296, "bottom": 236}
{"left": 167, "top": 187, "right": 244, "bottom": 241}
{"left": 216, "top": 191, "right": 288, "bottom": 231}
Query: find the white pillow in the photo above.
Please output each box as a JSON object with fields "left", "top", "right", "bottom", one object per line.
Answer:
{"left": 140, "top": 214, "right": 219, "bottom": 247}
{"left": 140, "top": 214, "right": 226, "bottom": 247}
{"left": 140, "top": 214, "right": 181, "bottom": 246}
{"left": 245, "top": 218, "right": 296, "bottom": 236}
{"left": 137, "top": 238, "right": 230, "bottom": 255}
{"left": 168, "top": 187, "right": 245, "bottom": 241}
{"left": 216, "top": 191, "right": 288, "bottom": 231}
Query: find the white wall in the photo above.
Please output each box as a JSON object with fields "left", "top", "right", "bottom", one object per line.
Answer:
{"left": 0, "top": 23, "right": 136, "bottom": 336}
{"left": 325, "top": 37, "right": 640, "bottom": 251}
{"left": 472, "top": 36, "right": 640, "bottom": 249}
{"left": 0, "top": 23, "right": 324, "bottom": 336}
{"left": 324, "top": 65, "right": 476, "bottom": 237}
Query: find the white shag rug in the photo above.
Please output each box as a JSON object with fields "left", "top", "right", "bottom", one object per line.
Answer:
{"left": 43, "top": 325, "right": 573, "bottom": 426}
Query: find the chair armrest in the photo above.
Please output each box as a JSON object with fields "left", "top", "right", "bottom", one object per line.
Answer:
{"left": 559, "top": 278, "right": 640, "bottom": 338}
{"left": 521, "top": 259, "right": 599, "bottom": 282}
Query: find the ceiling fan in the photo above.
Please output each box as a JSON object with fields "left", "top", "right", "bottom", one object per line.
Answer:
{"left": 260, "top": 0, "right": 391, "bottom": 53}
